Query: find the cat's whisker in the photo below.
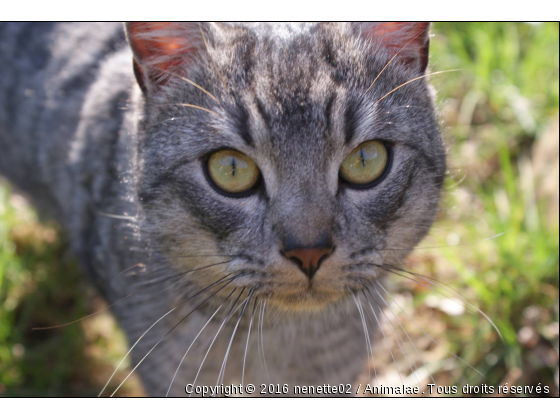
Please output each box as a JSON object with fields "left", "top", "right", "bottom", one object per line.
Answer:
{"left": 135, "top": 259, "right": 232, "bottom": 288}
{"left": 371, "top": 283, "right": 435, "bottom": 385}
{"left": 107, "top": 275, "right": 235, "bottom": 397}
{"left": 146, "top": 116, "right": 196, "bottom": 129}
{"left": 365, "top": 24, "right": 431, "bottom": 93}
{"left": 177, "top": 75, "right": 220, "bottom": 103}
{"left": 214, "top": 290, "right": 254, "bottom": 392}
{"left": 361, "top": 290, "right": 404, "bottom": 387}
{"left": 381, "top": 264, "right": 479, "bottom": 312}
{"left": 366, "top": 55, "right": 398, "bottom": 93}
{"left": 353, "top": 294, "right": 370, "bottom": 383}
{"left": 383, "top": 263, "right": 480, "bottom": 308}
{"left": 377, "top": 231, "right": 506, "bottom": 252}
{"left": 158, "top": 68, "right": 220, "bottom": 104}
{"left": 158, "top": 103, "right": 219, "bottom": 116}
{"left": 394, "top": 104, "right": 431, "bottom": 110}
{"left": 97, "top": 211, "right": 137, "bottom": 221}
{"left": 256, "top": 300, "right": 263, "bottom": 375}
{"left": 165, "top": 287, "right": 236, "bottom": 397}
{"left": 380, "top": 263, "right": 503, "bottom": 340}
{"left": 376, "top": 69, "right": 460, "bottom": 103}
{"left": 363, "top": 285, "right": 423, "bottom": 386}
{"left": 100, "top": 306, "right": 176, "bottom": 397}
{"left": 445, "top": 172, "right": 468, "bottom": 189}
{"left": 352, "top": 293, "right": 377, "bottom": 385}
{"left": 380, "top": 264, "right": 485, "bottom": 322}
{"left": 189, "top": 288, "right": 248, "bottom": 397}
{"left": 376, "top": 282, "right": 486, "bottom": 378}
{"left": 32, "top": 266, "right": 205, "bottom": 331}
{"left": 119, "top": 262, "right": 146, "bottom": 275}
{"left": 241, "top": 298, "right": 259, "bottom": 393}
{"left": 258, "top": 299, "right": 272, "bottom": 383}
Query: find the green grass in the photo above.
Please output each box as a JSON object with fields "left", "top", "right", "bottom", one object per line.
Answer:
{"left": 433, "top": 22, "right": 559, "bottom": 390}
{"left": 0, "top": 22, "right": 558, "bottom": 397}
{"left": 0, "top": 188, "right": 141, "bottom": 396}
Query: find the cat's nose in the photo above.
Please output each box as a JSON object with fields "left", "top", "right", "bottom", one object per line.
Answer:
{"left": 282, "top": 241, "right": 334, "bottom": 279}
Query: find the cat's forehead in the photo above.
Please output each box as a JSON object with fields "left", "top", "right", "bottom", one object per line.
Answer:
{"left": 214, "top": 22, "right": 353, "bottom": 76}
{"left": 142, "top": 22, "right": 437, "bottom": 174}
{"left": 204, "top": 25, "right": 348, "bottom": 156}
{"left": 225, "top": 22, "right": 317, "bottom": 41}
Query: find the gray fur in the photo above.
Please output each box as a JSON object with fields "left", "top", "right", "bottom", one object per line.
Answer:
{"left": 0, "top": 22, "right": 445, "bottom": 396}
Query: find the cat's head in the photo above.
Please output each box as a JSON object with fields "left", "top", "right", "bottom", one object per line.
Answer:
{"left": 126, "top": 22, "right": 445, "bottom": 311}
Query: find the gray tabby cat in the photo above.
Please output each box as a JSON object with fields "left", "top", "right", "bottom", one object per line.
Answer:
{"left": 0, "top": 22, "right": 445, "bottom": 396}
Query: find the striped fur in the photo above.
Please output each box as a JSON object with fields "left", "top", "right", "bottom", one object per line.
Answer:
{"left": 0, "top": 22, "right": 444, "bottom": 396}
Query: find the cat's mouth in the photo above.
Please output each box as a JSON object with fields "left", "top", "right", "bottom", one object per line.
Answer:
{"left": 266, "top": 289, "right": 347, "bottom": 311}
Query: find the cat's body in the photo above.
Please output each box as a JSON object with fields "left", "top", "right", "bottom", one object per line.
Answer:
{"left": 0, "top": 22, "right": 445, "bottom": 396}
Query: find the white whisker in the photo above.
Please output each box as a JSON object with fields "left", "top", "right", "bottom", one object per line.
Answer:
{"left": 99, "top": 307, "right": 176, "bottom": 397}
{"left": 362, "top": 291, "right": 404, "bottom": 387}
{"left": 165, "top": 292, "right": 233, "bottom": 397}
{"left": 108, "top": 277, "right": 233, "bottom": 397}
{"left": 372, "top": 284, "right": 435, "bottom": 385}
{"left": 258, "top": 300, "right": 272, "bottom": 383}
{"left": 382, "top": 264, "right": 502, "bottom": 340}
{"left": 241, "top": 298, "right": 258, "bottom": 393}
{"left": 215, "top": 291, "right": 253, "bottom": 392}
{"left": 353, "top": 293, "right": 378, "bottom": 385}
{"left": 189, "top": 290, "right": 248, "bottom": 396}
{"left": 377, "top": 282, "right": 485, "bottom": 378}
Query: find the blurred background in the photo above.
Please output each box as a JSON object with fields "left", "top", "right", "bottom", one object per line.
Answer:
{"left": 0, "top": 22, "right": 558, "bottom": 397}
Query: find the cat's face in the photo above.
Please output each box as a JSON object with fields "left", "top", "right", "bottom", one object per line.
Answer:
{"left": 128, "top": 22, "right": 445, "bottom": 310}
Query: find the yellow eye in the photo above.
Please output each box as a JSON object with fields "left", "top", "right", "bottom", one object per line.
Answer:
{"left": 207, "top": 150, "right": 260, "bottom": 194}
{"left": 340, "top": 140, "right": 388, "bottom": 185}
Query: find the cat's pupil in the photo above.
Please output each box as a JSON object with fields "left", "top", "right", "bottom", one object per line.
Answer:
{"left": 339, "top": 140, "right": 389, "bottom": 185}
{"left": 207, "top": 150, "right": 260, "bottom": 194}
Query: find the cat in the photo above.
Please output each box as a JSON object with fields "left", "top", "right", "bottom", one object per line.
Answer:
{"left": 0, "top": 22, "right": 445, "bottom": 397}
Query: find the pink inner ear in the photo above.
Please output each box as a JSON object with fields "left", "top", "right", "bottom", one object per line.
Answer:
{"left": 357, "top": 22, "right": 430, "bottom": 73}
{"left": 360, "top": 22, "right": 429, "bottom": 52}
{"left": 126, "top": 22, "right": 202, "bottom": 88}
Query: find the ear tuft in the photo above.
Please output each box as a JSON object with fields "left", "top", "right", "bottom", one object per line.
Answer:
{"left": 355, "top": 22, "right": 430, "bottom": 73}
{"left": 125, "top": 22, "right": 205, "bottom": 93}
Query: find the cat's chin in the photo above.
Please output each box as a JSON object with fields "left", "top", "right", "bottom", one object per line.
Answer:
{"left": 267, "top": 290, "right": 347, "bottom": 312}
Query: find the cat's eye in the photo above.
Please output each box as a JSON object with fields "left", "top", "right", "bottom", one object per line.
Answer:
{"left": 339, "top": 140, "right": 388, "bottom": 186}
{"left": 207, "top": 149, "right": 260, "bottom": 194}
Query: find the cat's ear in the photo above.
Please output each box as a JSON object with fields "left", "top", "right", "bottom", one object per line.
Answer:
{"left": 125, "top": 22, "right": 206, "bottom": 93}
{"left": 354, "top": 22, "right": 430, "bottom": 74}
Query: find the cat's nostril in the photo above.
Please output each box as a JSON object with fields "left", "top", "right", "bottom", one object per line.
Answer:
{"left": 283, "top": 247, "right": 334, "bottom": 279}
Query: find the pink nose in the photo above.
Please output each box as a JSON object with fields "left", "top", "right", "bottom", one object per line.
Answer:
{"left": 283, "top": 247, "right": 333, "bottom": 279}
